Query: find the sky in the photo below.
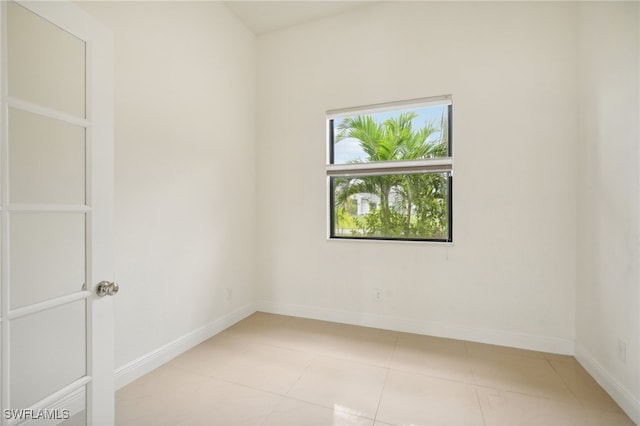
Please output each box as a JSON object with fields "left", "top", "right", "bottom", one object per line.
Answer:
{"left": 332, "top": 104, "right": 447, "bottom": 164}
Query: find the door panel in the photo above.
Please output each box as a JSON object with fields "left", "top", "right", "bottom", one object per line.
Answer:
{"left": 9, "top": 213, "right": 86, "bottom": 309}
{"left": 6, "top": 1, "right": 86, "bottom": 118}
{"left": 8, "top": 108, "right": 86, "bottom": 205}
{"left": 10, "top": 301, "right": 86, "bottom": 409}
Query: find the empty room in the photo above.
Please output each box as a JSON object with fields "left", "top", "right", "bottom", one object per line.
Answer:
{"left": 0, "top": 0, "right": 638, "bottom": 425}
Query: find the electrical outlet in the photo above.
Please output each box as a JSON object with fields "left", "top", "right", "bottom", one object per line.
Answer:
{"left": 373, "top": 288, "right": 383, "bottom": 302}
{"left": 617, "top": 339, "right": 627, "bottom": 364}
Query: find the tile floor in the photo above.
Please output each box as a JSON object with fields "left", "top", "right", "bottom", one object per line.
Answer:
{"left": 116, "top": 313, "right": 635, "bottom": 426}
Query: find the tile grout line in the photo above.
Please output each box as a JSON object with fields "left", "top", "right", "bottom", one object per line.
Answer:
{"left": 166, "top": 357, "right": 361, "bottom": 425}
{"left": 372, "top": 332, "right": 400, "bottom": 424}
{"left": 283, "top": 354, "right": 316, "bottom": 396}
{"left": 464, "top": 340, "right": 482, "bottom": 387}
{"left": 474, "top": 387, "right": 488, "bottom": 426}
{"left": 544, "top": 356, "right": 584, "bottom": 407}
{"left": 225, "top": 328, "right": 400, "bottom": 372}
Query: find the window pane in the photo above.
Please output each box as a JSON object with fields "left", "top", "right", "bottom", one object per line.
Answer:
{"left": 330, "top": 173, "right": 450, "bottom": 241}
{"left": 331, "top": 104, "right": 449, "bottom": 165}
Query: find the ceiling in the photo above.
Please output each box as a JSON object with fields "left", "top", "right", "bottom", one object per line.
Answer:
{"left": 223, "top": 1, "right": 375, "bottom": 35}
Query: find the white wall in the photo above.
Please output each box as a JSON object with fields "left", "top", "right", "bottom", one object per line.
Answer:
{"left": 77, "top": 1, "right": 257, "bottom": 372}
{"left": 256, "top": 2, "right": 578, "bottom": 353}
{"left": 576, "top": 2, "right": 640, "bottom": 421}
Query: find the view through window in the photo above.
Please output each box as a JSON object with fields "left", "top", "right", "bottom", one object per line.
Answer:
{"left": 327, "top": 96, "right": 453, "bottom": 242}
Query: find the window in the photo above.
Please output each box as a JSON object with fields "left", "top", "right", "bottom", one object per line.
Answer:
{"left": 326, "top": 96, "right": 453, "bottom": 242}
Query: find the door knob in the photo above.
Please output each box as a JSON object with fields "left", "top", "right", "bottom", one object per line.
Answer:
{"left": 96, "top": 281, "right": 119, "bottom": 297}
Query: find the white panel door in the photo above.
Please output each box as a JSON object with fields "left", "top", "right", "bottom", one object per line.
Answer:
{"left": 0, "top": 1, "right": 114, "bottom": 425}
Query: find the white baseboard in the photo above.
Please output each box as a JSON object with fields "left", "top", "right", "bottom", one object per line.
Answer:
{"left": 114, "top": 303, "right": 256, "bottom": 390}
{"left": 575, "top": 343, "right": 640, "bottom": 425}
{"left": 257, "top": 301, "right": 575, "bottom": 355}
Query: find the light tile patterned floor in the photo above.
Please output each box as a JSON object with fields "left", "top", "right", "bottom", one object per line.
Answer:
{"left": 116, "top": 313, "right": 634, "bottom": 425}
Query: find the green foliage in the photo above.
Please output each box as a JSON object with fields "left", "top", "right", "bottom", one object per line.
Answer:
{"left": 333, "top": 112, "right": 449, "bottom": 240}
